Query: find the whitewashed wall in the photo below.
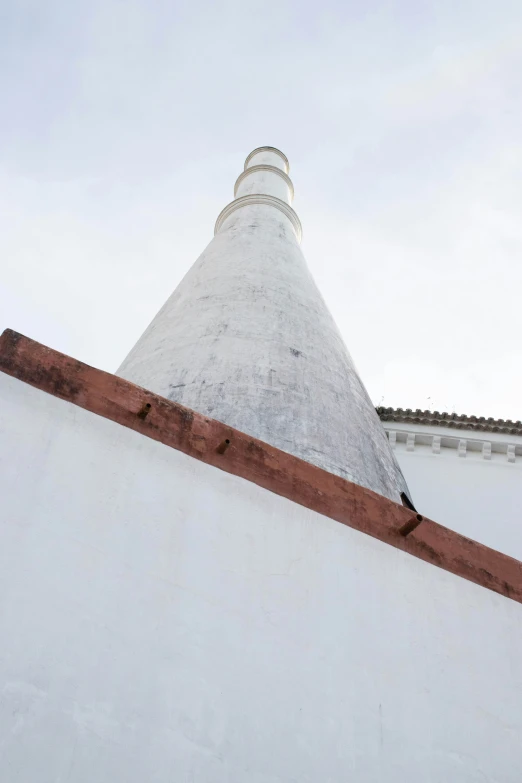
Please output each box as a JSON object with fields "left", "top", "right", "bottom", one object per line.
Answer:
{"left": 383, "top": 422, "right": 522, "bottom": 561}
{"left": 1, "top": 372, "right": 522, "bottom": 783}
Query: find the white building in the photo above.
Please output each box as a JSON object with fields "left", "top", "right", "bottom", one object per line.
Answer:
{"left": 0, "top": 148, "right": 521, "bottom": 782}
{"left": 379, "top": 407, "right": 522, "bottom": 561}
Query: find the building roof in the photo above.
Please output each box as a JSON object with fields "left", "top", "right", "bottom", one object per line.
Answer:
{"left": 377, "top": 407, "right": 522, "bottom": 436}
{"left": 2, "top": 327, "right": 522, "bottom": 606}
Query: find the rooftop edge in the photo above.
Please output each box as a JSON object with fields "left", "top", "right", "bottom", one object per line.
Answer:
{"left": 377, "top": 406, "right": 522, "bottom": 436}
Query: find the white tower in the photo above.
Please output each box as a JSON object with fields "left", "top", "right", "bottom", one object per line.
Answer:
{"left": 118, "top": 147, "right": 410, "bottom": 503}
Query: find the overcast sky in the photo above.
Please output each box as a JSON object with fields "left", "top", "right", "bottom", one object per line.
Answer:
{"left": 2, "top": 0, "right": 522, "bottom": 419}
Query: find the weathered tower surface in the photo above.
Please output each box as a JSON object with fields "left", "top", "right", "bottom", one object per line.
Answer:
{"left": 118, "top": 147, "right": 410, "bottom": 503}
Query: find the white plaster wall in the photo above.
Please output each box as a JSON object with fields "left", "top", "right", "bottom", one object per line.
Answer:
{"left": 384, "top": 424, "right": 522, "bottom": 561}
{"left": 1, "top": 372, "right": 522, "bottom": 783}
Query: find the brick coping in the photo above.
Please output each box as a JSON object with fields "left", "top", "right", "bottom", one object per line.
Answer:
{"left": 1, "top": 328, "right": 521, "bottom": 605}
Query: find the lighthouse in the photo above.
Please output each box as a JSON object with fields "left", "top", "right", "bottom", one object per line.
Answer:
{"left": 118, "top": 147, "right": 410, "bottom": 503}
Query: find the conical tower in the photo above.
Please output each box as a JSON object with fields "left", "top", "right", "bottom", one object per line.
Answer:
{"left": 118, "top": 146, "right": 410, "bottom": 503}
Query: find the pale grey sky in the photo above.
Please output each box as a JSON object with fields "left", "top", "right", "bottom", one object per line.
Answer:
{"left": 2, "top": 0, "right": 522, "bottom": 419}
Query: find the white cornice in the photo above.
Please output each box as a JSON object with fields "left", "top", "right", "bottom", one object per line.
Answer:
{"left": 233, "top": 165, "right": 295, "bottom": 201}
{"left": 214, "top": 194, "right": 303, "bottom": 243}
{"left": 244, "top": 146, "right": 290, "bottom": 173}
{"left": 382, "top": 424, "right": 521, "bottom": 463}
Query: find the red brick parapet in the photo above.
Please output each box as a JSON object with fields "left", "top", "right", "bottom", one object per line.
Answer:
{"left": 1, "top": 328, "right": 522, "bottom": 605}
